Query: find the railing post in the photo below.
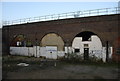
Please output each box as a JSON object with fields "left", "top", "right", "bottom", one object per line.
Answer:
{"left": 97, "top": 9, "right": 99, "bottom": 15}
{"left": 58, "top": 14, "right": 60, "bottom": 19}
{"left": 44, "top": 16, "right": 46, "bottom": 21}
{"left": 33, "top": 17, "right": 35, "bottom": 21}
{"left": 66, "top": 13, "right": 67, "bottom": 18}
{"left": 51, "top": 15, "right": 53, "bottom": 20}
{"left": 39, "top": 16, "right": 41, "bottom": 21}
{"left": 20, "top": 19, "right": 21, "bottom": 24}
{"left": 106, "top": 8, "right": 108, "bottom": 15}
{"left": 28, "top": 18, "right": 30, "bottom": 22}
{"left": 80, "top": 11, "right": 83, "bottom": 17}
{"left": 23, "top": 19, "right": 25, "bottom": 23}
{"left": 115, "top": 7, "right": 118, "bottom": 14}
{"left": 118, "top": 7, "right": 120, "bottom": 14}
{"left": 5, "top": 21, "right": 7, "bottom": 25}
{"left": 5, "top": 21, "right": 9, "bottom": 25}
{"left": 12, "top": 21, "right": 14, "bottom": 25}
{"left": 89, "top": 10, "right": 91, "bottom": 16}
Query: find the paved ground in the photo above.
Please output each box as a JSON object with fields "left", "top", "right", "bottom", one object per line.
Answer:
{"left": 2, "top": 55, "right": 120, "bottom": 80}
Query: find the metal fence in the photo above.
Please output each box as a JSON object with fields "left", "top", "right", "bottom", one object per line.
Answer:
{"left": 3, "top": 7, "right": 120, "bottom": 26}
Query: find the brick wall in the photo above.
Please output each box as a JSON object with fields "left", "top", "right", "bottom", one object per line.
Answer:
{"left": 2, "top": 14, "right": 119, "bottom": 54}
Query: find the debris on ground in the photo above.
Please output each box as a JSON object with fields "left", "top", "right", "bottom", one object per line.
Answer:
{"left": 17, "top": 63, "right": 29, "bottom": 66}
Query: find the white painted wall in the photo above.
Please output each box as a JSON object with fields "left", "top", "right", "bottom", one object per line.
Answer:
{"left": 39, "top": 47, "right": 46, "bottom": 57}
{"left": 10, "top": 47, "right": 30, "bottom": 56}
{"left": 102, "top": 47, "right": 113, "bottom": 62}
{"left": 65, "top": 46, "right": 73, "bottom": 54}
{"left": 28, "top": 47, "right": 34, "bottom": 56}
{"left": 45, "top": 46, "right": 57, "bottom": 59}
{"left": 72, "top": 35, "right": 113, "bottom": 62}
{"left": 57, "top": 51, "right": 65, "bottom": 57}
{"left": 109, "top": 47, "right": 113, "bottom": 59}
{"left": 72, "top": 35, "right": 103, "bottom": 59}
{"left": 10, "top": 35, "right": 112, "bottom": 61}
{"left": 10, "top": 46, "right": 65, "bottom": 59}
{"left": 102, "top": 47, "right": 106, "bottom": 62}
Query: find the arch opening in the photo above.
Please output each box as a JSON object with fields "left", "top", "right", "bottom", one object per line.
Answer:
{"left": 72, "top": 31, "right": 103, "bottom": 60}
{"left": 10, "top": 34, "right": 33, "bottom": 47}
{"left": 10, "top": 34, "right": 25, "bottom": 47}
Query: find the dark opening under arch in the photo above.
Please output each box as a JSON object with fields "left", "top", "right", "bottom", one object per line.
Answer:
{"left": 75, "top": 31, "right": 96, "bottom": 41}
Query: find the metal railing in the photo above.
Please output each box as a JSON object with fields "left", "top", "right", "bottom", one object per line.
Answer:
{"left": 3, "top": 7, "right": 120, "bottom": 26}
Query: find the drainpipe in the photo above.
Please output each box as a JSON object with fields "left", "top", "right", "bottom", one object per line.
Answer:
{"left": 7, "top": 27, "right": 10, "bottom": 55}
{"left": 35, "top": 32, "right": 37, "bottom": 57}
{"left": 106, "top": 41, "right": 109, "bottom": 62}
{"left": 66, "top": 40, "right": 69, "bottom": 58}
{"left": 35, "top": 38, "right": 37, "bottom": 57}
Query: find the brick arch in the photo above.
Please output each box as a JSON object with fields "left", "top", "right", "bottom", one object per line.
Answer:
{"left": 40, "top": 32, "right": 65, "bottom": 51}
{"left": 39, "top": 32, "right": 65, "bottom": 44}
{"left": 3, "top": 14, "right": 119, "bottom": 55}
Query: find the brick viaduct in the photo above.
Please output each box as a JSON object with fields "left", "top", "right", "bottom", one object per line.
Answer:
{"left": 2, "top": 14, "right": 120, "bottom": 54}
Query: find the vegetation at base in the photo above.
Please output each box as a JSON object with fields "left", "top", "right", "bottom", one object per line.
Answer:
{"left": 60, "top": 53, "right": 119, "bottom": 68}
{"left": 2, "top": 54, "right": 119, "bottom": 80}
{"left": 2, "top": 54, "right": 119, "bottom": 68}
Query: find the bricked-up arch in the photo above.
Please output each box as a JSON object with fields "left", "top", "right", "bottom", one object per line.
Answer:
{"left": 40, "top": 33, "right": 64, "bottom": 51}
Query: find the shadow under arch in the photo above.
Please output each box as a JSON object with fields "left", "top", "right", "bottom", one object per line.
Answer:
{"left": 72, "top": 31, "right": 103, "bottom": 60}
{"left": 10, "top": 34, "right": 33, "bottom": 47}
{"left": 10, "top": 34, "right": 25, "bottom": 46}
{"left": 40, "top": 32, "right": 65, "bottom": 51}
{"left": 71, "top": 31, "right": 103, "bottom": 47}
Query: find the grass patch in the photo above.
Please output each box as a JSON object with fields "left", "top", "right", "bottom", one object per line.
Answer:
{"left": 61, "top": 59, "right": 119, "bottom": 68}
{"left": 2, "top": 55, "right": 42, "bottom": 64}
{"left": 3, "top": 55, "right": 119, "bottom": 69}
{"left": 94, "top": 76, "right": 104, "bottom": 79}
